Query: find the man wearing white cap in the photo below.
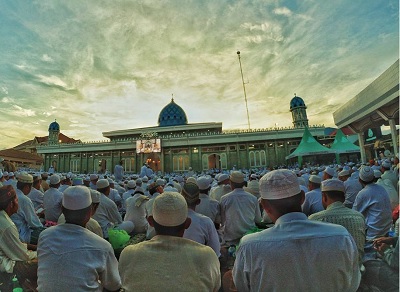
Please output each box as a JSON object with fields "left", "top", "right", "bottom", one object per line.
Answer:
{"left": 301, "top": 175, "right": 324, "bottom": 216}
{"left": 195, "top": 176, "right": 220, "bottom": 228}
{"left": 119, "top": 192, "right": 221, "bottom": 291}
{"left": 353, "top": 166, "right": 392, "bottom": 259}
{"left": 92, "top": 179, "right": 134, "bottom": 239}
{"left": 43, "top": 174, "right": 64, "bottom": 223}
{"left": 338, "top": 169, "right": 363, "bottom": 209}
{"left": 28, "top": 175, "right": 44, "bottom": 211}
{"left": 107, "top": 179, "right": 123, "bottom": 210}
{"left": 37, "top": 186, "right": 121, "bottom": 291}
{"left": 309, "top": 179, "right": 365, "bottom": 267}
{"left": 124, "top": 186, "right": 149, "bottom": 234}
{"left": 0, "top": 185, "right": 38, "bottom": 290}
{"left": 145, "top": 182, "right": 164, "bottom": 239}
{"left": 220, "top": 171, "right": 262, "bottom": 245}
{"left": 231, "top": 169, "right": 360, "bottom": 292}
{"left": 89, "top": 174, "right": 98, "bottom": 190}
{"left": 57, "top": 189, "right": 103, "bottom": 238}
{"left": 210, "top": 173, "right": 231, "bottom": 202}
{"left": 10, "top": 172, "right": 43, "bottom": 244}
{"left": 323, "top": 166, "right": 336, "bottom": 180}
{"left": 381, "top": 159, "right": 397, "bottom": 189}
{"left": 3, "top": 171, "right": 17, "bottom": 191}
{"left": 181, "top": 182, "right": 221, "bottom": 257}
{"left": 122, "top": 180, "right": 136, "bottom": 209}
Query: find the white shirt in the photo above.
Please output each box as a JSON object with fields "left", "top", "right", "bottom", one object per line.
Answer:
{"left": 122, "top": 189, "right": 135, "bottom": 209}
{"left": 27, "top": 187, "right": 44, "bottom": 210}
{"left": 210, "top": 184, "right": 231, "bottom": 202}
{"left": 302, "top": 188, "right": 324, "bottom": 216}
{"left": 43, "top": 187, "right": 64, "bottom": 222}
{"left": 124, "top": 193, "right": 149, "bottom": 233}
{"left": 10, "top": 189, "right": 43, "bottom": 243}
{"left": 114, "top": 164, "right": 124, "bottom": 181}
{"left": 220, "top": 188, "right": 262, "bottom": 244}
{"left": 233, "top": 212, "right": 361, "bottom": 292}
{"left": 195, "top": 193, "right": 220, "bottom": 223}
{"left": 184, "top": 209, "right": 221, "bottom": 257}
{"left": 38, "top": 223, "right": 121, "bottom": 291}
{"left": 92, "top": 193, "right": 123, "bottom": 238}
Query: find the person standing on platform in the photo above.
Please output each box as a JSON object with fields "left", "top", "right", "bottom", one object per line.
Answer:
{"left": 114, "top": 160, "right": 124, "bottom": 182}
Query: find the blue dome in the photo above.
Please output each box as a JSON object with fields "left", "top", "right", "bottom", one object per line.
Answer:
{"left": 290, "top": 96, "right": 306, "bottom": 110}
{"left": 158, "top": 98, "right": 188, "bottom": 127}
{"left": 48, "top": 120, "right": 60, "bottom": 131}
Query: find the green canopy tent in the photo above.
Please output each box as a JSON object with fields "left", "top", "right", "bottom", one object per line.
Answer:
{"left": 286, "top": 127, "right": 336, "bottom": 166}
{"left": 330, "top": 129, "right": 360, "bottom": 163}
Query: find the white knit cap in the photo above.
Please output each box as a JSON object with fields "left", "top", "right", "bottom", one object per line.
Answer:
{"left": 96, "top": 179, "right": 109, "bottom": 189}
{"left": 324, "top": 167, "right": 335, "bottom": 177}
{"left": 49, "top": 174, "right": 60, "bottom": 185}
{"left": 309, "top": 175, "right": 321, "bottom": 184}
{"left": 321, "top": 179, "right": 345, "bottom": 192}
{"left": 17, "top": 172, "right": 33, "bottom": 183}
{"left": 373, "top": 170, "right": 382, "bottom": 179}
{"left": 186, "top": 177, "right": 197, "bottom": 185}
{"left": 338, "top": 170, "right": 350, "bottom": 177}
{"left": 89, "top": 174, "right": 98, "bottom": 181}
{"left": 90, "top": 189, "right": 101, "bottom": 203}
{"left": 152, "top": 191, "right": 188, "bottom": 227}
{"left": 260, "top": 169, "right": 301, "bottom": 200}
{"left": 218, "top": 174, "right": 229, "bottom": 183}
{"left": 127, "top": 180, "right": 136, "bottom": 189}
{"left": 382, "top": 160, "right": 391, "bottom": 169}
{"left": 359, "top": 166, "right": 374, "bottom": 182}
{"left": 62, "top": 186, "right": 92, "bottom": 210}
{"left": 230, "top": 171, "right": 245, "bottom": 183}
{"left": 197, "top": 176, "right": 211, "bottom": 190}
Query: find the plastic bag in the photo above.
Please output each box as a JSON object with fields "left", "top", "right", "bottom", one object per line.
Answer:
{"left": 108, "top": 227, "right": 130, "bottom": 250}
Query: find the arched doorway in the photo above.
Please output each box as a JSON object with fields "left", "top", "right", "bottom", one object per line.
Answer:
{"left": 145, "top": 153, "right": 162, "bottom": 172}
{"left": 208, "top": 154, "right": 221, "bottom": 170}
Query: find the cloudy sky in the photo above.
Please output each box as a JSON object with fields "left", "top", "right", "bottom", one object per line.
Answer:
{"left": 0, "top": 0, "right": 398, "bottom": 149}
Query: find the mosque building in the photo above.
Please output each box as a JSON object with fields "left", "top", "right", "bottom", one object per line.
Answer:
{"left": 35, "top": 96, "right": 332, "bottom": 174}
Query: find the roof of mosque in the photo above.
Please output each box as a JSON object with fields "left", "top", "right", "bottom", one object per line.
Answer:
{"left": 48, "top": 120, "right": 60, "bottom": 131}
{"left": 158, "top": 98, "right": 188, "bottom": 127}
{"left": 290, "top": 95, "right": 306, "bottom": 110}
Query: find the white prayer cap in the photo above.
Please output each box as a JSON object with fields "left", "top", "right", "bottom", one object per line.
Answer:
{"left": 309, "top": 175, "right": 321, "bottom": 184}
{"left": 338, "top": 170, "right": 350, "bottom": 177}
{"left": 49, "top": 174, "right": 61, "bottom": 185}
{"left": 152, "top": 191, "right": 188, "bottom": 227}
{"left": 181, "top": 182, "right": 200, "bottom": 204}
{"left": 83, "top": 176, "right": 91, "bottom": 182}
{"left": 321, "top": 179, "right": 345, "bottom": 192}
{"left": 359, "top": 166, "right": 374, "bottom": 182}
{"left": 173, "top": 182, "right": 182, "bottom": 193}
{"left": 260, "top": 169, "right": 301, "bottom": 200}
{"left": 163, "top": 186, "right": 178, "bottom": 192}
{"left": 156, "top": 178, "right": 166, "bottom": 186}
{"left": 142, "top": 176, "right": 149, "bottom": 182}
{"left": 107, "top": 178, "right": 115, "bottom": 185}
{"left": 90, "top": 189, "right": 101, "bottom": 203}
{"left": 197, "top": 176, "right": 211, "bottom": 190}
{"left": 3, "top": 171, "right": 8, "bottom": 177}
{"left": 250, "top": 174, "right": 258, "bottom": 179}
{"left": 17, "top": 172, "right": 33, "bottom": 183}
{"left": 381, "top": 160, "right": 391, "bottom": 169}
{"left": 136, "top": 178, "right": 142, "bottom": 184}
{"left": 63, "top": 186, "right": 92, "bottom": 210}
{"left": 324, "top": 167, "right": 335, "bottom": 177}
{"left": 127, "top": 180, "right": 136, "bottom": 189}
{"left": 373, "top": 170, "right": 382, "bottom": 178}
{"left": 89, "top": 174, "right": 98, "bottom": 181}
{"left": 218, "top": 174, "right": 229, "bottom": 183}
{"left": 244, "top": 182, "right": 260, "bottom": 197}
{"left": 186, "top": 177, "right": 197, "bottom": 185}
{"left": 96, "top": 179, "right": 109, "bottom": 189}
{"left": 229, "top": 171, "right": 245, "bottom": 183}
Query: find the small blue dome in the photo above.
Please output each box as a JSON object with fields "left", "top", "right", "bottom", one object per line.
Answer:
{"left": 290, "top": 96, "right": 306, "bottom": 110}
{"left": 48, "top": 120, "right": 60, "bottom": 131}
{"left": 158, "top": 98, "right": 188, "bottom": 127}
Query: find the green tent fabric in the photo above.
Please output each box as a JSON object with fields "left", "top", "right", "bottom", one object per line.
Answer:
{"left": 286, "top": 127, "right": 335, "bottom": 165}
{"left": 330, "top": 129, "right": 360, "bottom": 162}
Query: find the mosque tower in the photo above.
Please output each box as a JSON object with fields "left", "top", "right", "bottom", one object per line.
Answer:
{"left": 290, "top": 94, "right": 309, "bottom": 128}
{"left": 48, "top": 120, "right": 60, "bottom": 145}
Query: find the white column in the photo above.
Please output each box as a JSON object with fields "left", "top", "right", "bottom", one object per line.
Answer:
{"left": 389, "top": 118, "right": 398, "bottom": 156}
{"left": 358, "top": 132, "right": 366, "bottom": 163}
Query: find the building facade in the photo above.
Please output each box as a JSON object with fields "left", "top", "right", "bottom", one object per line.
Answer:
{"left": 37, "top": 96, "right": 332, "bottom": 174}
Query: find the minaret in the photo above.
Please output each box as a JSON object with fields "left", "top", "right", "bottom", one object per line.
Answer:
{"left": 48, "top": 120, "right": 60, "bottom": 145}
{"left": 290, "top": 94, "right": 309, "bottom": 128}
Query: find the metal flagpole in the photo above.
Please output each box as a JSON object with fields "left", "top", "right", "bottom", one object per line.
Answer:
{"left": 237, "top": 51, "right": 251, "bottom": 130}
